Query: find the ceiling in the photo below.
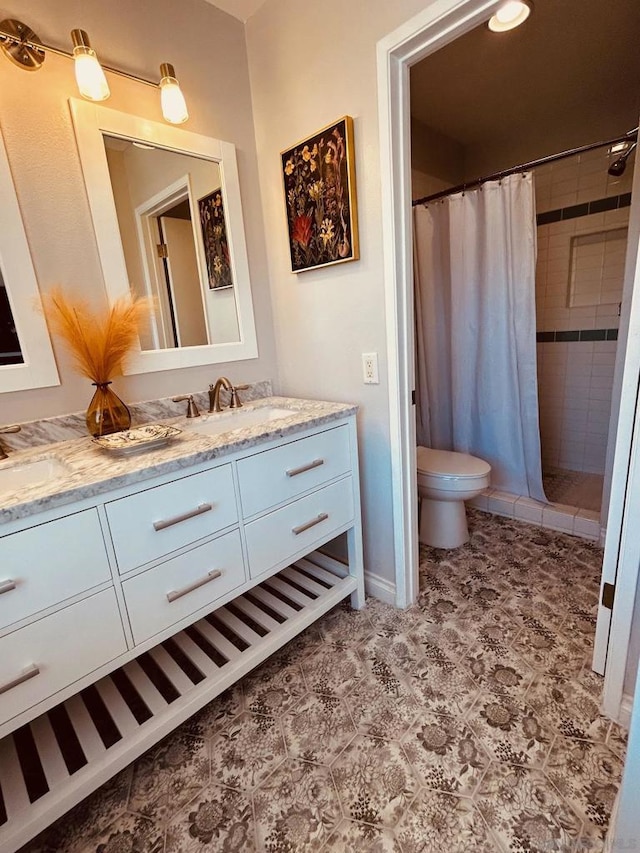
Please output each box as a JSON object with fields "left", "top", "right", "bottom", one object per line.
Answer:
{"left": 202, "top": 0, "right": 268, "bottom": 22}
{"left": 410, "top": 0, "right": 640, "bottom": 178}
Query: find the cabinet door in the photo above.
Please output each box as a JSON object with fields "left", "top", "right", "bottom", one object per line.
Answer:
{"left": 106, "top": 465, "right": 238, "bottom": 573}
{"left": 0, "top": 589, "right": 126, "bottom": 728}
{"left": 0, "top": 509, "right": 111, "bottom": 631}
{"left": 244, "top": 478, "right": 354, "bottom": 578}
{"left": 122, "top": 529, "right": 246, "bottom": 645}
{"left": 237, "top": 425, "right": 351, "bottom": 517}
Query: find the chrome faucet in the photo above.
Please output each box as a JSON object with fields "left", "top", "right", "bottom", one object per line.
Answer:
{"left": 0, "top": 424, "right": 21, "bottom": 460}
{"left": 209, "top": 378, "right": 249, "bottom": 413}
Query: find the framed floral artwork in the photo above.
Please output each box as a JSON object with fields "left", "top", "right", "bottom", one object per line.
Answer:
{"left": 198, "top": 188, "right": 233, "bottom": 289}
{"left": 281, "top": 116, "right": 359, "bottom": 273}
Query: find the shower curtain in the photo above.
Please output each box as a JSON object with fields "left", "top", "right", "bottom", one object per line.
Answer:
{"left": 414, "top": 171, "right": 546, "bottom": 501}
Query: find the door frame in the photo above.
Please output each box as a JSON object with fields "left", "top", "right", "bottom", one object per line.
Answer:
{"left": 376, "top": 0, "right": 509, "bottom": 610}
{"left": 593, "top": 138, "right": 640, "bottom": 704}
{"left": 376, "top": 0, "right": 640, "bottom": 722}
{"left": 135, "top": 175, "right": 211, "bottom": 349}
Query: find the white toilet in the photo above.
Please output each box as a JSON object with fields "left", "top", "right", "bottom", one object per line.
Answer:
{"left": 417, "top": 446, "right": 491, "bottom": 549}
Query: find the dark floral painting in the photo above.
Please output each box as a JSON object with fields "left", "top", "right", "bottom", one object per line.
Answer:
{"left": 281, "top": 116, "right": 359, "bottom": 273}
{"left": 198, "top": 188, "right": 233, "bottom": 289}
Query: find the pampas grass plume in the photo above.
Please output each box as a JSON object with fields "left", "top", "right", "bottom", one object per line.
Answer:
{"left": 43, "top": 287, "right": 154, "bottom": 383}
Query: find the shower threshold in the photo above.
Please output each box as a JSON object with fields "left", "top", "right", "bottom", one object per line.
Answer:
{"left": 468, "top": 484, "right": 602, "bottom": 543}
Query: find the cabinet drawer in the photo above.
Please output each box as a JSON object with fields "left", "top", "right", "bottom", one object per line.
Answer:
{"left": 238, "top": 425, "right": 351, "bottom": 517}
{"left": 0, "top": 509, "right": 111, "bottom": 631}
{"left": 106, "top": 465, "right": 238, "bottom": 573}
{"left": 122, "top": 529, "right": 246, "bottom": 645}
{"left": 245, "top": 477, "right": 354, "bottom": 578}
{"left": 0, "top": 589, "right": 126, "bottom": 727}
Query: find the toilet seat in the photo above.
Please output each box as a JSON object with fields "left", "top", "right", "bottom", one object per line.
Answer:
{"left": 417, "top": 447, "right": 491, "bottom": 480}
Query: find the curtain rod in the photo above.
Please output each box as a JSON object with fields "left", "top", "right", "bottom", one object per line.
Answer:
{"left": 412, "top": 128, "right": 639, "bottom": 206}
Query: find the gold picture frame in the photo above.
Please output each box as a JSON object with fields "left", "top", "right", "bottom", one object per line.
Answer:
{"left": 281, "top": 116, "right": 359, "bottom": 273}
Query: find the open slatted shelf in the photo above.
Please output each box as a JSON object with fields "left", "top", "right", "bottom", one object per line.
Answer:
{"left": 0, "top": 554, "right": 355, "bottom": 853}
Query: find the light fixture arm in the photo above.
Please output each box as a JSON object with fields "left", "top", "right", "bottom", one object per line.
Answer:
{"left": 0, "top": 18, "right": 158, "bottom": 89}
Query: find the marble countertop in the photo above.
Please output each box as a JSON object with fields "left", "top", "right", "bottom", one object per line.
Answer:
{"left": 0, "top": 397, "right": 357, "bottom": 525}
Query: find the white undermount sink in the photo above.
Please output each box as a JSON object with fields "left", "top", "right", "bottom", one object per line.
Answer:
{"left": 0, "top": 457, "right": 71, "bottom": 494}
{"left": 186, "top": 406, "right": 295, "bottom": 437}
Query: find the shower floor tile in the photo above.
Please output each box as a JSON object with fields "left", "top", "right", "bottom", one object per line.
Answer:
{"left": 543, "top": 466, "right": 604, "bottom": 512}
{"left": 21, "top": 511, "right": 624, "bottom": 853}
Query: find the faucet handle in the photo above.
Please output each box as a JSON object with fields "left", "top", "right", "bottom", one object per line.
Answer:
{"left": 229, "top": 384, "right": 249, "bottom": 409}
{"left": 172, "top": 395, "right": 201, "bottom": 418}
{"left": 0, "top": 424, "right": 20, "bottom": 460}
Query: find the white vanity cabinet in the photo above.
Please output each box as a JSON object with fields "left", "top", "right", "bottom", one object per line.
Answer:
{"left": 0, "top": 508, "right": 112, "bottom": 629}
{"left": 236, "top": 423, "right": 352, "bottom": 516}
{"left": 122, "top": 529, "right": 246, "bottom": 645}
{"left": 0, "top": 590, "right": 127, "bottom": 726}
{"left": 0, "top": 509, "right": 126, "bottom": 727}
{"left": 0, "top": 412, "right": 364, "bottom": 853}
{"left": 105, "top": 463, "right": 238, "bottom": 574}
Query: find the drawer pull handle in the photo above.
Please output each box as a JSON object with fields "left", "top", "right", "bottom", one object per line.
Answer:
{"left": 292, "top": 512, "right": 329, "bottom": 536}
{"left": 167, "top": 570, "right": 223, "bottom": 603}
{"left": 286, "top": 458, "right": 325, "bottom": 478}
{"left": 0, "top": 579, "right": 17, "bottom": 595}
{"left": 153, "top": 503, "right": 213, "bottom": 531}
{"left": 0, "top": 664, "right": 40, "bottom": 696}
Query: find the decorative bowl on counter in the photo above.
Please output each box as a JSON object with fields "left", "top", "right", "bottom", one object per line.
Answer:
{"left": 92, "top": 424, "right": 182, "bottom": 456}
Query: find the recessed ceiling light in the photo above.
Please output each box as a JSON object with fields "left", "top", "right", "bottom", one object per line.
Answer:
{"left": 488, "top": 0, "right": 533, "bottom": 32}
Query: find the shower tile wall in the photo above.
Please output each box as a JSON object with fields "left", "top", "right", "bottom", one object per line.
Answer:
{"left": 534, "top": 147, "right": 632, "bottom": 476}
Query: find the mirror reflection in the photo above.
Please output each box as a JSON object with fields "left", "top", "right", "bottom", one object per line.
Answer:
{"left": 0, "top": 268, "right": 23, "bottom": 366}
{"left": 103, "top": 136, "right": 240, "bottom": 350}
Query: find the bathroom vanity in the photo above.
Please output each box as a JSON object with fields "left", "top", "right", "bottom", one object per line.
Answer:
{"left": 0, "top": 397, "right": 364, "bottom": 852}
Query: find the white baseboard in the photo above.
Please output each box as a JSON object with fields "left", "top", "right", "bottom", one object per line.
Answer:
{"left": 618, "top": 692, "right": 634, "bottom": 729}
{"left": 364, "top": 570, "right": 397, "bottom": 605}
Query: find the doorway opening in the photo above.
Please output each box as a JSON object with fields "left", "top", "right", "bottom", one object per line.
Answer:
{"left": 377, "top": 0, "right": 640, "bottom": 724}
{"left": 135, "top": 178, "right": 210, "bottom": 350}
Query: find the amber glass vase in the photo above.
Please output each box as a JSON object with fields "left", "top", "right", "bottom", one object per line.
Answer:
{"left": 85, "top": 381, "right": 131, "bottom": 438}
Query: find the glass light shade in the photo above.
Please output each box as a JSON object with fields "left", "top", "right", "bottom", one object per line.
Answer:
{"left": 73, "top": 46, "right": 110, "bottom": 101}
{"left": 160, "top": 76, "right": 188, "bottom": 124}
{"left": 488, "top": 1, "right": 532, "bottom": 32}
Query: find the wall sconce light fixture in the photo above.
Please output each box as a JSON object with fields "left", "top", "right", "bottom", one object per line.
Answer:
{"left": 0, "top": 18, "right": 189, "bottom": 123}
{"left": 159, "top": 63, "right": 189, "bottom": 124}
{"left": 71, "top": 29, "right": 110, "bottom": 102}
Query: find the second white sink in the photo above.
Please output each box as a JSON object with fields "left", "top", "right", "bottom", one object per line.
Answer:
{"left": 186, "top": 406, "right": 295, "bottom": 437}
{"left": 0, "top": 457, "right": 72, "bottom": 494}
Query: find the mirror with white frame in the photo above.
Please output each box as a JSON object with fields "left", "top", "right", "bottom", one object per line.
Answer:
{"left": 71, "top": 100, "right": 258, "bottom": 374}
{"left": 0, "top": 128, "right": 59, "bottom": 393}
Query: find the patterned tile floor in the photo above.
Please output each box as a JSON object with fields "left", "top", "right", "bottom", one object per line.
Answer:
{"left": 21, "top": 510, "right": 628, "bottom": 853}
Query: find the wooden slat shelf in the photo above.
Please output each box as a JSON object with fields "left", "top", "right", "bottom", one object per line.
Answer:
{"left": 0, "top": 554, "right": 355, "bottom": 853}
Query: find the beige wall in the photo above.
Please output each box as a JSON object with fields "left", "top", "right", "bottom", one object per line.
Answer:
{"left": 246, "top": 0, "right": 432, "bottom": 585}
{"left": 411, "top": 116, "right": 464, "bottom": 200}
{"left": 0, "top": 0, "right": 276, "bottom": 423}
